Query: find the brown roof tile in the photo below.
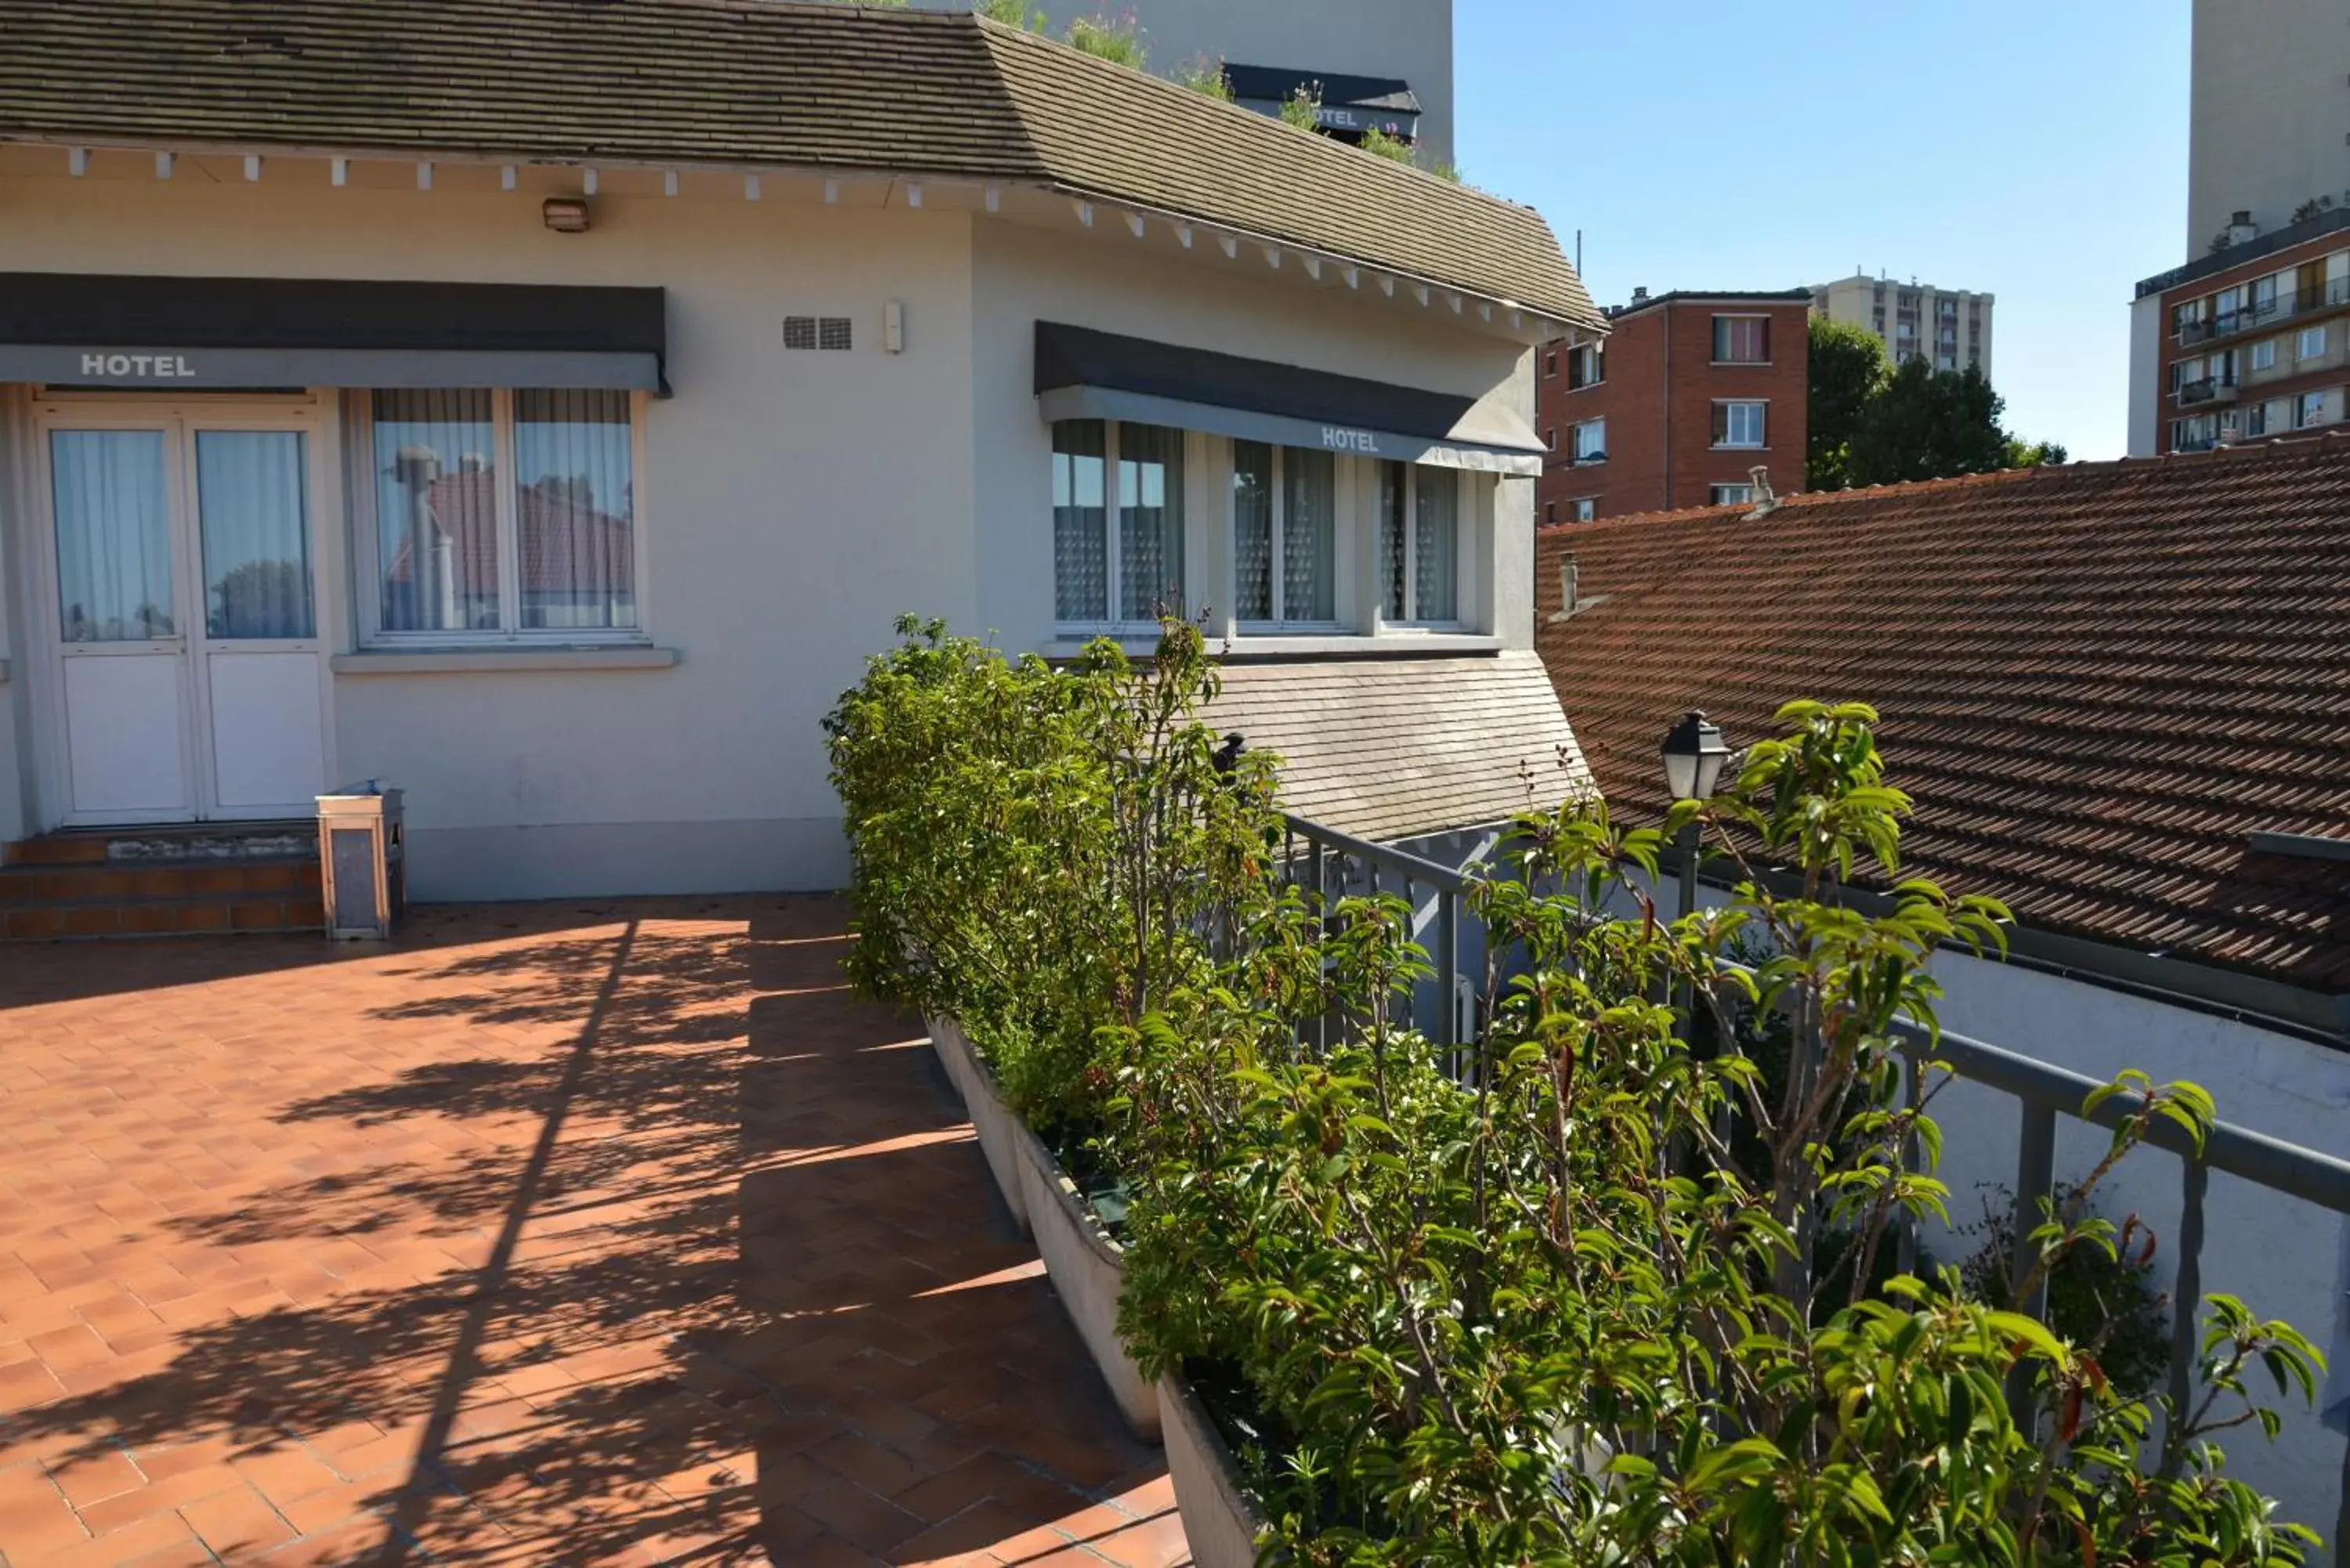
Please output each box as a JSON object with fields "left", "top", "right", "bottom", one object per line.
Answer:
{"left": 1534, "top": 437, "right": 2350, "bottom": 995}
{"left": 0, "top": 0, "right": 1598, "bottom": 330}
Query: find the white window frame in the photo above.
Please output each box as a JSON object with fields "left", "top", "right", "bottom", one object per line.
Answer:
{"left": 1052, "top": 418, "right": 1189, "bottom": 636}
{"left": 1708, "top": 483, "right": 1755, "bottom": 506}
{"left": 1571, "top": 497, "right": 1597, "bottom": 522}
{"left": 1566, "top": 344, "right": 1603, "bottom": 390}
{"left": 2299, "top": 323, "right": 2328, "bottom": 361}
{"left": 2251, "top": 338, "right": 2277, "bottom": 371}
{"left": 1231, "top": 443, "right": 1341, "bottom": 634}
{"left": 1377, "top": 463, "right": 1464, "bottom": 630}
{"left": 348, "top": 388, "right": 652, "bottom": 649}
{"left": 2298, "top": 390, "right": 2331, "bottom": 428}
{"left": 1713, "top": 399, "right": 1767, "bottom": 450}
{"left": 1570, "top": 417, "right": 1607, "bottom": 464}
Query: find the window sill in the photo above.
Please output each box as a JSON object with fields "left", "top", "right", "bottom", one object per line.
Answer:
{"left": 1710, "top": 445, "right": 1770, "bottom": 453}
{"left": 1708, "top": 360, "right": 1774, "bottom": 368}
{"left": 1053, "top": 632, "right": 1502, "bottom": 659}
{"left": 331, "top": 646, "right": 680, "bottom": 676}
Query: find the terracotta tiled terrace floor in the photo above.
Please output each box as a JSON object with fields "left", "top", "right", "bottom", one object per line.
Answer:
{"left": 0, "top": 898, "right": 1187, "bottom": 1566}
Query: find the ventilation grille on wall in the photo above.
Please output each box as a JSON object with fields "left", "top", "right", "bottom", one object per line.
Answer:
{"left": 784, "top": 316, "right": 854, "bottom": 352}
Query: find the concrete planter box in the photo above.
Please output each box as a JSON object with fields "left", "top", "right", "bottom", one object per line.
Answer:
{"left": 1013, "top": 1118, "right": 1161, "bottom": 1442}
{"left": 1161, "top": 1373, "right": 1270, "bottom": 1568}
{"left": 927, "top": 1015, "right": 1029, "bottom": 1235}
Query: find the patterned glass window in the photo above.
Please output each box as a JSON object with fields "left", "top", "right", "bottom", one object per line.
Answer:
{"left": 1116, "top": 424, "right": 1184, "bottom": 622}
{"left": 1282, "top": 448, "right": 1336, "bottom": 623}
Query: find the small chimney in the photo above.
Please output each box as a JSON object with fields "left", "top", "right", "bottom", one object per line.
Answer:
{"left": 1631, "top": 285, "right": 1649, "bottom": 302}
{"left": 1560, "top": 554, "right": 1578, "bottom": 614}
{"left": 1746, "top": 465, "right": 1780, "bottom": 518}
{"left": 2228, "top": 208, "right": 2259, "bottom": 245}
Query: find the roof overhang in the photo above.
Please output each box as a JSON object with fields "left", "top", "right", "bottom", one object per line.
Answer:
{"left": 1034, "top": 321, "right": 1545, "bottom": 475}
{"left": 0, "top": 272, "right": 669, "bottom": 393}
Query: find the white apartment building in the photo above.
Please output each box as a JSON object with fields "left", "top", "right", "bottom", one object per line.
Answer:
{"left": 2188, "top": 0, "right": 2350, "bottom": 255}
{"left": 914, "top": 0, "right": 1455, "bottom": 167}
{"left": 1810, "top": 273, "right": 1994, "bottom": 381}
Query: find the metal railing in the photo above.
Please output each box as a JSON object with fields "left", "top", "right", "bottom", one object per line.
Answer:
{"left": 1282, "top": 813, "right": 1470, "bottom": 1052}
{"left": 2178, "top": 375, "right": 2238, "bottom": 405}
{"left": 1881, "top": 1013, "right": 2350, "bottom": 1553}
{"left": 2178, "top": 276, "right": 2350, "bottom": 345}
{"left": 1274, "top": 813, "right": 2349, "bottom": 1543}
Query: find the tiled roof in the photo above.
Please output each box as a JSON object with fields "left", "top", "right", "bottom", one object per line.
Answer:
{"left": 0, "top": 0, "right": 1599, "bottom": 331}
{"left": 1206, "top": 652, "right": 1590, "bottom": 844}
{"left": 1534, "top": 437, "right": 2350, "bottom": 995}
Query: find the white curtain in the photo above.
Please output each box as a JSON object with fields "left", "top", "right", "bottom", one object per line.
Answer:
{"left": 1282, "top": 446, "right": 1335, "bottom": 623}
{"left": 514, "top": 389, "right": 636, "bottom": 630}
{"left": 372, "top": 390, "right": 497, "bottom": 632}
{"left": 1231, "top": 440, "right": 1274, "bottom": 623}
{"left": 1377, "top": 461, "right": 1408, "bottom": 620}
{"left": 1054, "top": 420, "right": 1108, "bottom": 623}
{"left": 1118, "top": 423, "right": 1184, "bottom": 622}
{"left": 1414, "top": 465, "right": 1459, "bottom": 623}
{"left": 51, "top": 429, "right": 173, "bottom": 642}
{"left": 196, "top": 430, "right": 313, "bottom": 639}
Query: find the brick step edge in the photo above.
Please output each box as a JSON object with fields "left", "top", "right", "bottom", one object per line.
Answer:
{"left": 3, "top": 898, "right": 325, "bottom": 940}
{"left": 0, "top": 866, "right": 322, "bottom": 902}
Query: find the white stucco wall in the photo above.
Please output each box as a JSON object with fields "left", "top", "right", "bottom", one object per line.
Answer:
{"left": 0, "top": 150, "right": 1542, "bottom": 895}
{"left": 2127, "top": 289, "right": 2165, "bottom": 457}
{"left": 1640, "top": 869, "right": 2350, "bottom": 1543}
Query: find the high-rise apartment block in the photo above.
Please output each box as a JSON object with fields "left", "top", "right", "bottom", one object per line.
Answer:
{"left": 1810, "top": 273, "right": 1994, "bottom": 380}
{"left": 2186, "top": 0, "right": 2350, "bottom": 253}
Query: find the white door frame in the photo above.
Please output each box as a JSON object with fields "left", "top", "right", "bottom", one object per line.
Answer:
{"left": 27, "top": 393, "right": 335, "bottom": 828}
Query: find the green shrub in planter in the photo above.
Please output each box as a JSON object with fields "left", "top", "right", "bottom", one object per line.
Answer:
{"left": 1116, "top": 702, "right": 2323, "bottom": 1565}
{"left": 825, "top": 615, "right": 1285, "bottom": 1155}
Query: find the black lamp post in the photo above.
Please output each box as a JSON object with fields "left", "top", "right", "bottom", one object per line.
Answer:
{"left": 1661, "top": 709, "right": 1730, "bottom": 932}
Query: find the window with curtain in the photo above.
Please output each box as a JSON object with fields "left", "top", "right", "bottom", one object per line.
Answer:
{"left": 1117, "top": 423, "right": 1184, "bottom": 622}
{"left": 514, "top": 390, "right": 635, "bottom": 630}
{"left": 1233, "top": 443, "right": 1335, "bottom": 628}
{"left": 1231, "top": 440, "right": 1274, "bottom": 623}
{"left": 1376, "top": 461, "right": 1459, "bottom": 625}
{"left": 1051, "top": 420, "right": 1185, "bottom": 628}
{"left": 1053, "top": 420, "right": 1109, "bottom": 623}
{"left": 1282, "top": 447, "right": 1335, "bottom": 624}
{"left": 364, "top": 388, "right": 638, "bottom": 640}
{"left": 51, "top": 429, "right": 174, "bottom": 642}
{"left": 1712, "top": 316, "right": 1770, "bottom": 363}
{"left": 371, "top": 390, "right": 498, "bottom": 633}
{"left": 1712, "top": 401, "right": 1766, "bottom": 448}
{"left": 197, "top": 430, "right": 314, "bottom": 639}
{"left": 1413, "top": 465, "right": 1457, "bottom": 623}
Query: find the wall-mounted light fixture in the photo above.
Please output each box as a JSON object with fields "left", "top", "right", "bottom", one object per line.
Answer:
{"left": 542, "top": 197, "right": 590, "bottom": 233}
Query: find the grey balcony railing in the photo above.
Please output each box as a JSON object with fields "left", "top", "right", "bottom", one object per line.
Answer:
{"left": 1276, "top": 814, "right": 2349, "bottom": 1543}
{"left": 1879, "top": 1013, "right": 2350, "bottom": 1553}
{"left": 1282, "top": 812, "right": 1468, "bottom": 1053}
{"left": 2178, "top": 375, "right": 2238, "bottom": 405}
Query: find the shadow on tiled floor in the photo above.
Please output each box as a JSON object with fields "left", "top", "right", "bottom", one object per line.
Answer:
{"left": 0, "top": 898, "right": 1185, "bottom": 1566}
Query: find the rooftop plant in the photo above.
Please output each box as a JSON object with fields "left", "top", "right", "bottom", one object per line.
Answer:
{"left": 1065, "top": 10, "right": 1145, "bottom": 70}
{"left": 1173, "top": 52, "right": 1233, "bottom": 102}
{"left": 830, "top": 632, "right": 2324, "bottom": 1563}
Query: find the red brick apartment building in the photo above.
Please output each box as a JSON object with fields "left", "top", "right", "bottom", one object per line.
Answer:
{"left": 1536, "top": 287, "right": 1810, "bottom": 522}
{"left": 2131, "top": 208, "right": 2350, "bottom": 456}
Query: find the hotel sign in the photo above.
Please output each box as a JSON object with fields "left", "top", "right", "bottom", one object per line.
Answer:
{"left": 0, "top": 344, "right": 663, "bottom": 392}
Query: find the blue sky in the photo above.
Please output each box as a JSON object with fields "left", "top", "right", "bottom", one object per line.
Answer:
{"left": 1456, "top": 1, "right": 2192, "bottom": 461}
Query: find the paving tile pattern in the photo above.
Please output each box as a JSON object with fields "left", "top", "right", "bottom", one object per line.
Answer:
{"left": 0, "top": 898, "right": 1186, "bottom": 1566}
{"left": 1535, "top": 435, "right": 2350, "bottom": 990}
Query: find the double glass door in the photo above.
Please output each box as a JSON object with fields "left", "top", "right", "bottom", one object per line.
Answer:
{"left": 43, "top": 408, "right": 327, "bottom": 823}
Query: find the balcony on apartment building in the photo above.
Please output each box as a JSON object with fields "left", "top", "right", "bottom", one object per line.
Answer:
{"left": 2178, "top": 373, "right": 2240, "bottom": 406}
{"left": 2177, "top": 274, "right": 2350, "bottom": 346}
